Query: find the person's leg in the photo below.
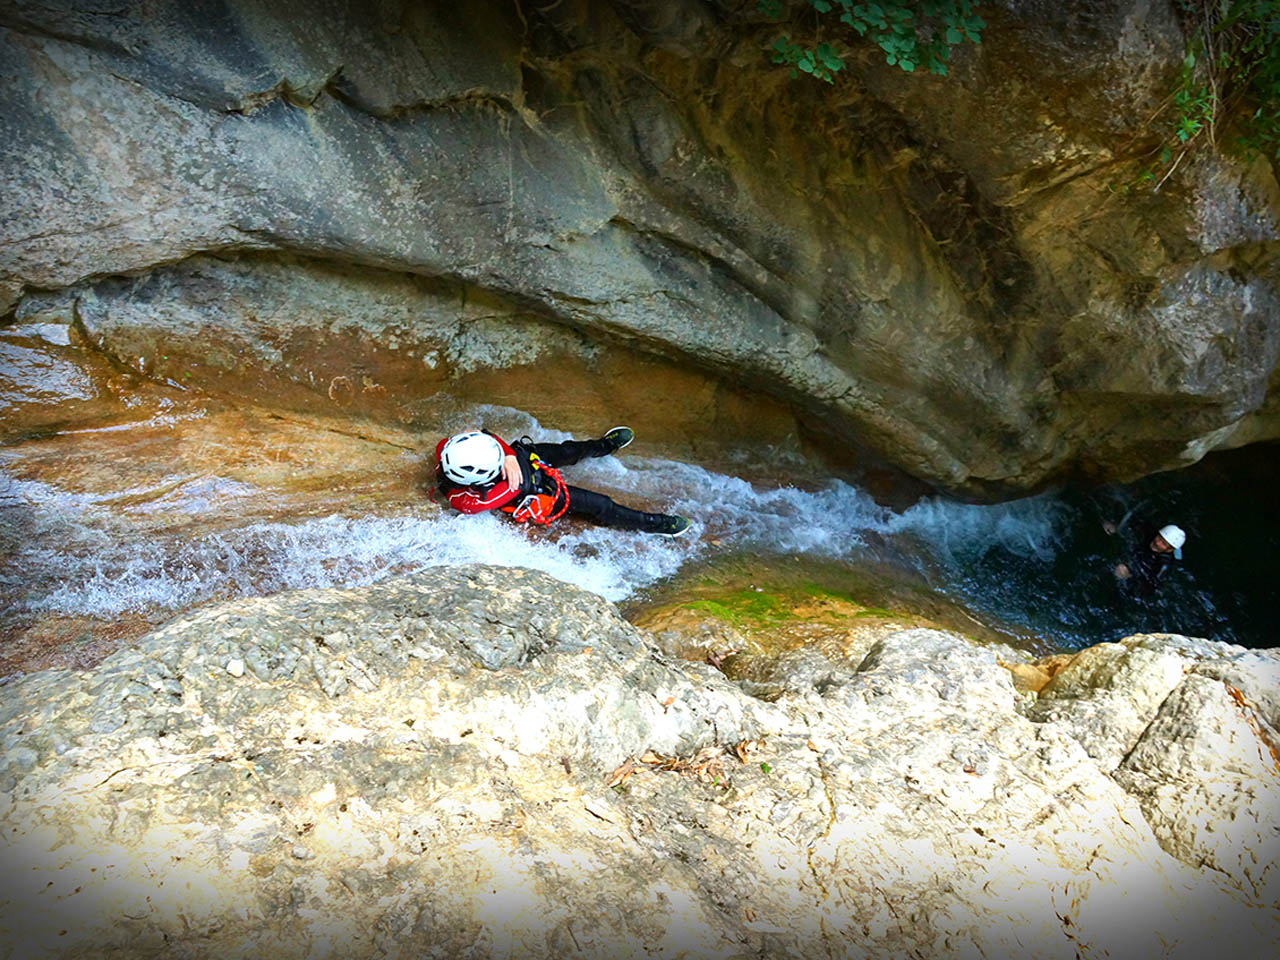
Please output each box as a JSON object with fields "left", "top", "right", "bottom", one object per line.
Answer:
{"left": 526, "top": 439, "right": 603, "bottom": 468}
{"left": 564, "top": 485, "right": 690, "bottom": 535}
{"left": 526, "top": 427, "right": 633, "bottom": 468}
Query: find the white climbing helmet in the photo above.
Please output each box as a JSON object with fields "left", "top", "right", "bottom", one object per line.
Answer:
{"left": 1158, "top": 524, "right": 1186, "bottom": 559}
{"left": 441, "top": 431, "right": 504, "bottom": 484}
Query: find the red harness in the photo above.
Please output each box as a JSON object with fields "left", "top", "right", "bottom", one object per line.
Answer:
{"left": 499, "top": 454, "right": 570, "bottom": 525}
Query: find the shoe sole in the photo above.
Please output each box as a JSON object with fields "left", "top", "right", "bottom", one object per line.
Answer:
{"left": 658, "top": 518, "right": 692, "bottom": 538}
{"left": 604, "top": 425, "right": 634, "bottom": 450}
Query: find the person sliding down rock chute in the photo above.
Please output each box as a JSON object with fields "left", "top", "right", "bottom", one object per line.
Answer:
{"left": 434, "top": 426, "right": 692, "bottom": 536}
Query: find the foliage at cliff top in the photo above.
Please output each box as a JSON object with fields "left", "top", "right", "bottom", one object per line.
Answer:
{"left": 759, "top": 0, "right": 985, "bottom": 82}
{"left": 1136, "top": 0, "right": 1280, "bottom": 191}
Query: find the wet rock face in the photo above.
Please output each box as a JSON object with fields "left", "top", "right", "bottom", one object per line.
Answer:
{"left": 2, "top": 0, "right": 1279, "bottom": 494}
{"left": 5, "top": 258, "right": 812, "bottom": 478}
{"left": 1, "top": 566, "right": 1277, "bottom": 957}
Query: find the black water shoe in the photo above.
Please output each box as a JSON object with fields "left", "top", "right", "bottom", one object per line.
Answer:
{"left": 647, "top": 514, "right": 691, "bottom": 537}
{"left": 603, "top": 426, "right": 635, "bottom": 453}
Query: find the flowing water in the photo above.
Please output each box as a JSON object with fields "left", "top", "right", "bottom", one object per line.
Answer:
{"left": 932, "top": 443, "right": 1280, "bottom": 651}
{"left": 1, "top": 319, "right": 1275, "bottom": 672}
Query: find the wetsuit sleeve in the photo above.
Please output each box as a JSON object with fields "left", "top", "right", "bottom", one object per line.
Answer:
{"left": 1132, "top": 550, "right": 1172, "bottom": 597}
{"left": 447, "top": 482, "right": 521, "bottom": 513}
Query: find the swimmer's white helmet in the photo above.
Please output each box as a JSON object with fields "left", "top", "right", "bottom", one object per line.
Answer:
{"left": 441, "top": 431, "right": 504, "bottom": 484}
{"left": 1158, "top": 524, "right": 1186, "bottom": 558}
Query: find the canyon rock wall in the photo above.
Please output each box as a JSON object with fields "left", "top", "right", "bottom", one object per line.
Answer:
{"left": 2, "top": 0, "right": 1278, "bottom": 495}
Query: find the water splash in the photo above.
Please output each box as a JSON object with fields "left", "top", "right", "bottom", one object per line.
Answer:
{"left": 875, "top": 494, "right": 1068, "bottom": 563}
{"left": 1, "top": 442, "right": 1066, "bottom": 621}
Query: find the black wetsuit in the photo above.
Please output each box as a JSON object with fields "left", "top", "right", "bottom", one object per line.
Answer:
{"left": 510, "top": 436, "right": 672, "bottom": 531}
{"left": 1121, "top": 527, "right": 1178, "bottom": 597}
{"left": 435, "top": 432, "right": 676, "bottom": 533}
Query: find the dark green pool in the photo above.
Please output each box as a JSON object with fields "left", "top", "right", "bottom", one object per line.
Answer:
{"left": 933, "top": 441, "right": 1279, "bottom": 651}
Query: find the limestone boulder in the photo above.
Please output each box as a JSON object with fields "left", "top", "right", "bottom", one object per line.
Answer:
{"left": 1, "top": 567, "right": 1277, "bottom": 957}
{"left": 1024, "top": 632, "right": 1280, "bottom": 906}
{"left": 1027, "top": 637, "right": 1189, "bottom": 769}
{"left": 1114, "top": 673, "right": 1280, "bottom": 906}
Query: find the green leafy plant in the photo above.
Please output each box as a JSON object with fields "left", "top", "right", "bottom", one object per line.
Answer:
{"left": 1173, "top": 74, "right": 1216, "bottom": 145}
{"left": 1222, "top": 0, "right": 1280, "bottom": 158}
{"left": 760, "top": 0, "right": 985, "bottom": 82}
{"left": 1134, "top": 1, "right": 1280, "bottom": 190}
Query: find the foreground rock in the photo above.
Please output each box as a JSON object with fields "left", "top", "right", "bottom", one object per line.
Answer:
{"left": 1, "top": 566, "right": 1277, "bottom": 958}
{"left": 3, "top": 0, "right": 1278, "bottom": 494}
{"left": 1031, "top": 634, "right": 1280, "bottom": 906}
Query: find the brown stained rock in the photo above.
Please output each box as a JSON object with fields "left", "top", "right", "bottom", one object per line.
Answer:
{"left": 0, "top": 319, "right": 151, "bottom": 444}
{"left": 0, "top": 614, "right": 159, "bottom": 676}
{"left": 20, "top": 250, "right": 831, "bottom": 479}
{"left": 1002, "top": 652, "right": 1074, "bottom": 694}
{"left": 1, "top": 401, "right": 422, "bottom": 512}
{"left": 1004, "top": 661, "right": 1053, "bottom": 695}
{"left": 455, "top": 346, "right": 810, "bottom": 473}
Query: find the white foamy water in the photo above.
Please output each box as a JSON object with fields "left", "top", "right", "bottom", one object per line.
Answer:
{"left": 874, "top": 493, "right": 1069, "bottom": 562}
{"left": 1, "top": 434, "right": 1068, "bottom": 619}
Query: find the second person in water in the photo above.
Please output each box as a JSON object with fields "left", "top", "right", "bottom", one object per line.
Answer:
{"left": 435, "top": 426, "right": 692, "bottom": 536}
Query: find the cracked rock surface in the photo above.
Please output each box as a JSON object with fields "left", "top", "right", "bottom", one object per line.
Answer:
{"left": 1, "top": 565, "right": 1276, "bottom": 958}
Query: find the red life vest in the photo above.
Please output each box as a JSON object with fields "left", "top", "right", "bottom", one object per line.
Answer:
{"left": 499, "top": 452, "right": 570, "bottom": 525}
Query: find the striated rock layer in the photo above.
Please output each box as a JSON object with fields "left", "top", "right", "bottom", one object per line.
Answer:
{"left": 2, "top": 0, "right": 1278, "bottom": 496}
{"left": 1, "top": 565, "right": 1276, "bottom": 957}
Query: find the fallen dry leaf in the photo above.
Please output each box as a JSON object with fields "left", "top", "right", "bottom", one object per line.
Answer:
{"left": 631, "top": 739, "right": 770, "bottom": 789}
{"left": 1225, "top": 683, "right": 1280, "bottom": 773}
{"left": 605, "top": 758, "right": 638, "bottom": 788}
